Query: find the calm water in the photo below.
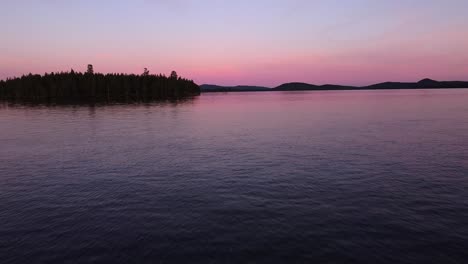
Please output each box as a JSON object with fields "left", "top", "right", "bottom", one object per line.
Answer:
{"left": 1, "top": 90, "right": 468, "bottom": 263}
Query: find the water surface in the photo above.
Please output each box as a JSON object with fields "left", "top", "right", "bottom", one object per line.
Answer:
{"left": 1, "top": 90, "right": 468, "bottom": 263}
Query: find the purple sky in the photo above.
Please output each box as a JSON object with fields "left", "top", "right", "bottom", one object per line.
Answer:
{"left": 1, "top": 0, "right": 468, "bottom": 86}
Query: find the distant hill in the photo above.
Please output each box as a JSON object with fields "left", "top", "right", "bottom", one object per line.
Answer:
{"left": 201, "top": 79, "right": 468, "bottom": 92}
{"left": 273, "top": 82, "right": 356, "bottom": 91}
{"left": 274, "top": 82, "right": 318, "bottom": 91}
{"left": 201, "top": 84, "right": 270, "bottom": 92}
{"left": 363, "top": 79, "right": 468, "bottom": 89}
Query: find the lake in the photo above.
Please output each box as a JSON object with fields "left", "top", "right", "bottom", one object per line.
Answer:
{"left": 1, "top": 89, "right": 468, "bottom": 263}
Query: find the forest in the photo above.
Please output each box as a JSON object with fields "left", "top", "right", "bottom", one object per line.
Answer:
{"left": 0, "top": 65, "right": 200, "bottom": 103}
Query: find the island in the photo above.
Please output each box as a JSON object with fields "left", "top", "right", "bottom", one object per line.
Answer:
{"left": 0, "top": 65, "right": 200, "bottom": 103}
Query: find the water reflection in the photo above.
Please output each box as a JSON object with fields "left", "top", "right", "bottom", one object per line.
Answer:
{"left": 1, "top": 90, "right": 468, "bottom": 263}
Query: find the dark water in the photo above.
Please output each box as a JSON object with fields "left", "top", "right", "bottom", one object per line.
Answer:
{"left": 1, "top": 90, "right": 468, "bottom": 263}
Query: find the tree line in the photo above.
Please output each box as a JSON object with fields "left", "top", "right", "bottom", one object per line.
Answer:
{"left": 0, "top": 65, "right": 200, "bottom": 103}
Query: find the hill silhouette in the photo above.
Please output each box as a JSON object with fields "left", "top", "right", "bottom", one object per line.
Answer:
{"left": 201, "top": 79, "right": 468, "bottom": 92}
{"left": 0, "top": 67, "right": 200, "bottom": 103}
{"left": 201, "top": 84, "right": 270, "bottom": 92}
{"left": 363, "top": 79, "right": 468, "bottom": 89}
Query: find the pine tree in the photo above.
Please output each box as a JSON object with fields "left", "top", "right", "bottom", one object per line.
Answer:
{"left": 87, "top": 64, "right": 94, "bottom": 75}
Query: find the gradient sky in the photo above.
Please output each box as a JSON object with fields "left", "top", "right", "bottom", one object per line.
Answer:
{"left": 1, "top": 0, "right": 468, "bottom": 86}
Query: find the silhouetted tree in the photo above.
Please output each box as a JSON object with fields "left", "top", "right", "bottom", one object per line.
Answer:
{"left": 0, "top": 65, "right": 200, "bottom": 103}
{"left": 143, "top": 68, "right": 150, "bottom": 76}
{"left": 87, "top": 64, "right": 94, "bottom": 75}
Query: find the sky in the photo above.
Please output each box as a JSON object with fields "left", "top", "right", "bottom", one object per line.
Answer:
{"left": 1, "top": 0, "right": 468, "bottom": 86}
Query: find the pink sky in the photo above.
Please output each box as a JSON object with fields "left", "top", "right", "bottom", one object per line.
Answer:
{"left": 1, "top": 0, "right": 468, "bottom": 86}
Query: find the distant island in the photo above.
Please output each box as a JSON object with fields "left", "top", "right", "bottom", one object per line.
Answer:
{"left": 0, "top": 65, "right": 200, "bottom": 103}
{"left": 201, "top": 79, "right": 468, "bottom": 92}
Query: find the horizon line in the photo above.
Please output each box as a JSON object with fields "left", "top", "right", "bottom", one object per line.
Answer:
{"left": 200, "top": 78, "right": 468, "bottom": 89}
{"left": 2, "top": 69, "right": 468, "bottom": 88}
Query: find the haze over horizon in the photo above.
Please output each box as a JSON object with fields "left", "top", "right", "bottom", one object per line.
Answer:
{"left": 1, "top": 0, "right": 468, "bottom": 87}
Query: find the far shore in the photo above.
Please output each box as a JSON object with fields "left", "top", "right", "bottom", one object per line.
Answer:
{"left": 201, "top": 79, "right": 468, "bottom": 92}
